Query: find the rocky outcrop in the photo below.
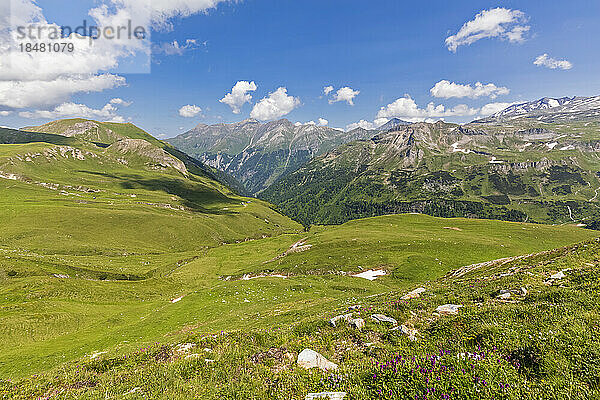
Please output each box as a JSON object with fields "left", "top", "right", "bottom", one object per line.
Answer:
{"left": 108, "top": 139, "right": 187, "bottom": 174}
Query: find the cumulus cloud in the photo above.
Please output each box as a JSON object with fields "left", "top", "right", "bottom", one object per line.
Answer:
{"left": 445, "top": 8, "right": 530, "bottom": 52}
{"left": 220, "top": 81, "right": 257, "bottom": 114}
{"left": 122, "top": 0, "right": 230, "bottom": 30}
{"left": 374, "top": 118, "right": 389, "bottom": 127}
{"left": 0, "top": 111, "right": 12, "bottom": 116}
{"left": 153, "top": 39, "right": 204, "bottom": 56}
{"left": 430, "top": 80, "right": 509, "bottom": 99}
{"left": 329, "top": 86, "right": 360, "bottom": 105}
{"left": 376, "top": 95, "right": 478, "bottom": 122}
{"left": 0, "top": 0, "right": 228, "bottom": 111}
{"left": 178, "top": 104, "right": 202, "bottom": 117}
{"left": 110, "top": 98, "right": 132, "bottom": 106}
{"left": 19, "top": 101, "right": 125, "bottom": 121}
{"left": 533, "top": 54, "right": 573, "bottom": 70}
{"left": 479, "top": 102, "right": 518, "bottom": 116}
{"left": 295, "top": 118, "right": 329, "bottom": 127}
{"left": 0, "top": 74, "right": 126, "bottom": 109}
{"left": 295, "top": 121, "right": 314, "bottom": 127}
{"left": 323, "top": 85, "right": 334, "bottom": 95}
{"left": 250, "top": 87, "right": 300, "bottom": 121}
{"left": 346, "top": 120, "right": 375, "bottom": 131}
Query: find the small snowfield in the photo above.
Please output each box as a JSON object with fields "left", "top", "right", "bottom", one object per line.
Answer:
{"left": 352, "top": 270, "right": 386, "bottom": 281}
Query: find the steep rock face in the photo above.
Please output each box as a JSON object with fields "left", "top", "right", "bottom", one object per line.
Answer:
{"left": 168, "top": 119, "right": 377, "bottom": 194}
{"left": 377, "top": 118, "right": 411, "bottom": 132}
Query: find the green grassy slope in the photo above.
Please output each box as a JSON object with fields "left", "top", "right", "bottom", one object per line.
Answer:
{"left": 2, "top": 230, "right": 599, "bottom": 399}
{"left": 23, "top": 119, "right": 162, "bottom": 146}
{"left": 0, "top": 209, "right": 595, "bottom": 378}
{"left": 0, "top": 123, "right": 303, "bottom": 375}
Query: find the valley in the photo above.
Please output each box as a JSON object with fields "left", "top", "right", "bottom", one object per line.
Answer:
{"left": 2, "top": 1, "right": 599, "bottom": 398}
{"left": 2, "top": 97, "right": 600, "bottom": 399}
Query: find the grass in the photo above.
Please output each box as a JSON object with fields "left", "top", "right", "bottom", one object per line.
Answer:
{"left": 0, "top": 210, "right": 595, "bottom": 378}
{"left": 1, "top": 120, "right": 599, "bottom": 398}
{"left": 2, "top": 234, "right": 599, "bottom": 399}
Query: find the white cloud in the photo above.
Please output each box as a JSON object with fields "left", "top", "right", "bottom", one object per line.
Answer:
{"left": 295, "top": 118, "right": 328, "bottom": 127}
{"left": 430, "top": 80, "right": 509, "bottom": 99}
{"left": 178, "top": 104, "right": 202, "bottom": 118}
{"left": 0, "top": 0, "right": 228, "bottom": 110}
{"left": 19, "top": 101, "right": 124, "bottom": 121}
{"left": 250, "top": 87, "right": 300, "bottom": 121}
{"left": 220, "top": 81, "right": 257, "bottom": 114}
{"left": 479, "top": 102, "right": 518, "bottom": 116}
{"left": 329, "top": 86, "right": 360, "bottom": 105}
{"left": 295, "top": 121, "right": 315, "bottom": 127}
{"left": 376, "top": 95, "right": 478, "bottom": 122}
{"left": 110, "top": 98, "right": 132, "bottom": 106}
{"left": 323, "top": 85, "right": 334, "bottom": 95}
{"left": 533, "top": 54, "right": 573, "bottom": 70}
{"left": 445, "top": 8, "right": 530, "bottom": 52}
{"left": 0, "top": 111, "right": 12, "bottom": 116}
{"left": 0, "top": 74, "right": 126, "bottom": 109}
{"left": 374, "top": 118, "right": 389, "bottom": 127}
{"left": 153, "top": 39, "right": 204, "bottom": 55}
{"left": 345, "top": 120, "right": 377, "bottom": 131}
{"left": 120, "top": 0, "right": 230, "bottom": 30}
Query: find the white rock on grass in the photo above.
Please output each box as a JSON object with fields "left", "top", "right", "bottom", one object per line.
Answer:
{"left": 297, "top": 349, "right": 338, "bottom": 371}
{"left": 175, "top": 343, "right": 196, "bottom": 353}
{"left": 125, "top": 387, "right": 141, "bottom": 395}
{"left": 497, "top": 292, "right": 511, "bottom": 300}
{"left": 348, "top": 318, "right": 365, "bottom": 331}
{"left": 393, "top": 325, "right": 418, "bottom": 341}
{"left": 330, "top": 314, "right": 365, "bottom": 330}
{"left": 401, "top": 287, "right": 426, "bottom": 300}
{"left": 436, "top": 304, "right": 463, "bottom": 316}
{"left": 330, "top": 314, "right": 353, "bottom": 327}
{"left": 305, "top": 392, "right": 347, "bottom": 400}
{"left": 371, "top": 314, "right": 398, "bottom": 325}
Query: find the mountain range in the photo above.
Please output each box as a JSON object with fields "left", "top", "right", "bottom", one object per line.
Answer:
{"left": 14, "top": 95, "right": 600, "bottom": 231}
{"left": 2, "top": 95, "right": 600, "bottom": 395}
{"left": 167, "top": 118, "right": 395, "bottom": 194}
{"left": 260, "top": 96, "right": 600, "bottom": 226}
{"left": 475, "top": 95, "right": 600, "bottom": 123}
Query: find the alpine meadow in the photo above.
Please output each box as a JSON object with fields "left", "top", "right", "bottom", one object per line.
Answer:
{"left": 1, "top": 2, "right": 600, "bottom": 399}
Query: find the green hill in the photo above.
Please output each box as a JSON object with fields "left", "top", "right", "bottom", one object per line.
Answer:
{"left": 0, "top": 205, "right": 594, "bottom": 378}
{"left": 2, "top": 221, "right": 598, "bottom": 399}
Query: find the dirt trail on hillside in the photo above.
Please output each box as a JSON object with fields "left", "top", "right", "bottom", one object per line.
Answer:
{"left": 446, "top": 250, "right": 554, "bottom": 279}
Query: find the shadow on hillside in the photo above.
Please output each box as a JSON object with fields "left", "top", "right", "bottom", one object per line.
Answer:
{"left": 79, "top": 170, "right": 237, "bottom": 215}
{"left": 0, "top": 128, "right": 77, "bottom": 146}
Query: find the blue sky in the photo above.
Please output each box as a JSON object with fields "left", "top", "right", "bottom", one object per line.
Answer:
{"left": 1, "top": 0, "right": 599, "bottom": 137}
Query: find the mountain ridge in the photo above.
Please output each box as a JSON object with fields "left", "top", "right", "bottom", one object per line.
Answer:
{"left": 475, "top": 95, "right": 600, "bottom": 123}
{"left": 261, "top": 117, "right": 600, "bottom": 227}
{"left": 167, "top": 118, "right": 382, "bottom": 194}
